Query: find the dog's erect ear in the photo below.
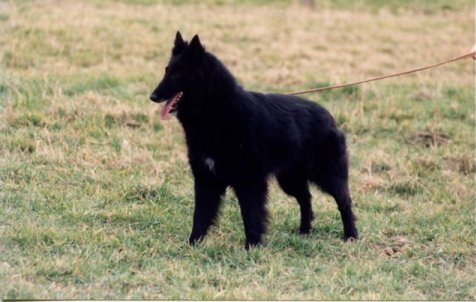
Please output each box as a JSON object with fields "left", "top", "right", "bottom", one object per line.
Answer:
{"left": 175, "top": 31, "right": 184, "bottom": 46}
{"left": 189, "top": 34, "right": 204, "bottom": 55}
{"left": 173, "top": 31, "right": 187, "bottom": 55}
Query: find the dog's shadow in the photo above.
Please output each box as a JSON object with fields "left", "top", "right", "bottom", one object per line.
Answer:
{"left": 179, "top": 223, "right": 347, "bottom": 265}
{"left": 269, "top": 226, "right": 343, "bottom": 255}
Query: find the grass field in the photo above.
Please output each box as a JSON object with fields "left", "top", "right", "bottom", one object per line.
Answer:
{"left": 1, "top": 0, "right": 475, "bottom": 299}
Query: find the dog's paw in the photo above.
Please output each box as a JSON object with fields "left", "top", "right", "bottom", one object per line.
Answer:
{"left": 343, "top": 232, "right": 359, "bottom": 242}
{"left": 188, "top": 235, "right": 203, "bottom": 246}
{"left": 298, "top": 226, "right": 312, "bottom": 235}
{"left": 245, "top": 240, "right": 262, "bottom": 250}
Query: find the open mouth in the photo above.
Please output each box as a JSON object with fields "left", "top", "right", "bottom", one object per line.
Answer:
{"left": 160, "top": 91, "right": 183, "bottom": 120}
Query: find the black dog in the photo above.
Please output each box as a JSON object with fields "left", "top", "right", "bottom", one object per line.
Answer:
{"left": 150, "top": 32, "right": 358, "bottom": 249}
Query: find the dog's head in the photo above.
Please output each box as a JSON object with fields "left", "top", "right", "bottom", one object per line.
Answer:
{"left": 150, "top": 31, "right": 206, "bottom": 120}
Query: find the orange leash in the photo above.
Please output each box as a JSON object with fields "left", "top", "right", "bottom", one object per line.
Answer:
{"left": 287, "top": 47, "right": 475, "bottom": 96}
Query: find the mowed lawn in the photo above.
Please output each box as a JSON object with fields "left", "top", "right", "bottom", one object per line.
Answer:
{"left": 1, "top": 0, "right": 475, "bottom": 299}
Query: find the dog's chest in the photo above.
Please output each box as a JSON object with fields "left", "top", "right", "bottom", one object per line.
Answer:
{"left": 204, "top": 157, "right": 215, "bottom": 172}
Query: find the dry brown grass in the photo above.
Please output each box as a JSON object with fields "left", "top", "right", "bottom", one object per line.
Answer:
{"left": 3, "top": 0, "right": 474, "bottom": 86}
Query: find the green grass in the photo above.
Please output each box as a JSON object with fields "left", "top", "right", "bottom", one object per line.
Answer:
{"left": 1, "top": 0, "right": 475, "bottom": 299}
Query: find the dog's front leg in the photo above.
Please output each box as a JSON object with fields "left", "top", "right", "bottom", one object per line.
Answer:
{"left": 233, "top": 180, "right": 268, "bottom": 249}
{"left": 188, "top": 177, "right": 226, "bottom": 245}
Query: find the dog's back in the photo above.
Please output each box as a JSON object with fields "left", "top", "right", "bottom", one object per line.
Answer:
{"left": 223, "top": 91, "right": 341, "bottom": 176}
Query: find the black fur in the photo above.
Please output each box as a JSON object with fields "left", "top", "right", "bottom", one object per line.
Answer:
{"left": 150, "top": 32, "right": 358, "bottom": 249}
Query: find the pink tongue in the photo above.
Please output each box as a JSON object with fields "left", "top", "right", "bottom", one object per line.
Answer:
{"left": 160, "top": 100, "right": 174, "bottom": 120}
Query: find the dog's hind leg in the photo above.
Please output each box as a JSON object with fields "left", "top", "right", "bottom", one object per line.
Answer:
{"left": 188, "top": 177, "right": 227, "bottom": 245}
{"left": 233, "top": 179, "right": 268, "bottom": 249}
{"left": 325, "top": 181, "right": 358, "bottom": 241}
{"left": 276, "top": 173, "right": 314, "bottom": 234}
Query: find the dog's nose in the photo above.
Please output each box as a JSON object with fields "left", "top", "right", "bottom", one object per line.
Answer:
{"left": 150, "top": 94, "right": 159, "bottom": 102}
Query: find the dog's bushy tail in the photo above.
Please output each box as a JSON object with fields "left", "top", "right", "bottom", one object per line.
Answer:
{"left": 311, "top": 128, "right": 349, "bottom": 188}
